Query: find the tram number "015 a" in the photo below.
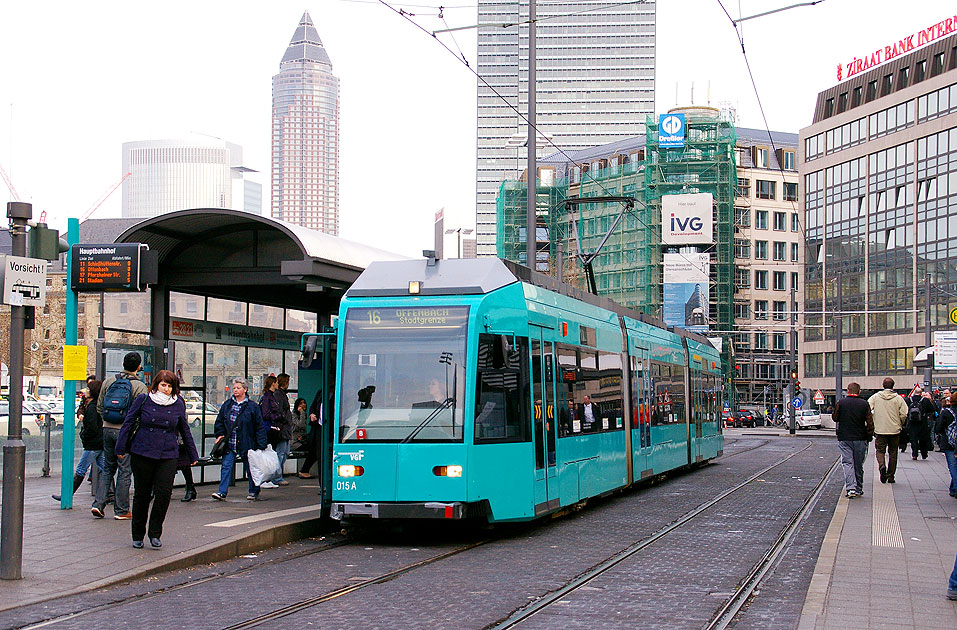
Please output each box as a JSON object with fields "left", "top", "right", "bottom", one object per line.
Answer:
{"left": 336, "top": 481, "right": 357, "bottom": 491}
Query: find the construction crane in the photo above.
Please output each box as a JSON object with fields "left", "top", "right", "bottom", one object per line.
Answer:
{"left": 0, "top": 161, "right": 21, "bottom": 201}
{"left": 81, "top": 172, "right": 130, "bottom": 222}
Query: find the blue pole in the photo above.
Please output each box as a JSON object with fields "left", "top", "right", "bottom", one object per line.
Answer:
{"left": 60, "top": 218, "right": 79, "bottom": 509}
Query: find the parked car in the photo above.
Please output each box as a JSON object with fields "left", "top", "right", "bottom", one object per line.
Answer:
{"left": 722, "top": 410, "right": 744, "bottom": 428}
{"left": 737, "top": 409, "right": 755, "bottom": 428}
{"left": 796, "top": 409, "right": 823, "bottom": 429}
{"left": 184, "top": 401, "right": 220, "bottom": 428}
{"left": 0, "top": 401, "right": 47, "bottom": 437}
{"left": 739, "top": 405, "right": 766, "bottom": 426}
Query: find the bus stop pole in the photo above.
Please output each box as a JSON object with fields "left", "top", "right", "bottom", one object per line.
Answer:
{"left": 1, "top": 201, "right": 31, "bottom": 580}
{"left": 60, "top": 218, "right": 79, "bottom": 509}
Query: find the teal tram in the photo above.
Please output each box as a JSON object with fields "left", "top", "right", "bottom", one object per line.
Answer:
{"left": 328, "top": 258, "right": 724, "bottom": 524}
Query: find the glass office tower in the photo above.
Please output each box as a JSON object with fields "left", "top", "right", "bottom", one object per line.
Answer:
{"left": 475, "top": 0, "right": 656, "bottom": 255}
{"left": 271, "top": 11, "right": 340, "bottom": 234}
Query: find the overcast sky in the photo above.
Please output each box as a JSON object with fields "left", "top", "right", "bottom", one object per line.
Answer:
{"left": 0, "top": 1, "right": 949, "bottom": 256}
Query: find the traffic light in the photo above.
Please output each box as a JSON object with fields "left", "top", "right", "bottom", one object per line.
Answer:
{"left": 27, "top": 223, "right": 69, "bottom": 261}
{"left": 791, "top": 370, "right": 800, "bottom": 393}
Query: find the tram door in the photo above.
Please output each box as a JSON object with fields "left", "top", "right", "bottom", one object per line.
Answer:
{"left": 530, "top": 326, "right": 558, "bottom": 515}
{"left": 689, "top": 361, "right": 705, "bottom": 464}
{"left": 631, "top": 347, "right": 653, "bottom": 480}
{"left": 299, "top": 330, "right": 337, "bottom": 517}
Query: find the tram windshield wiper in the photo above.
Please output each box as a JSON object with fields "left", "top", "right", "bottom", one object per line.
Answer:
{"left": 400, "top": 396, "right": 456, "bottom": 443}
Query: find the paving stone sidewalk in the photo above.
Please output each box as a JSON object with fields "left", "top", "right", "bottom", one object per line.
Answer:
{"left": 800, "top": 445, "right": 957, "bottom": 629}
{"left": 0, "top": 472, "right": 325, "bottom": 611}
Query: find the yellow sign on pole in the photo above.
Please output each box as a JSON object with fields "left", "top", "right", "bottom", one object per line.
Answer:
{"left": 62, "top": 345, "right": 88, "bottom": 381}
{"left": 950, "top": 307, "right": 957, "bottom": 325}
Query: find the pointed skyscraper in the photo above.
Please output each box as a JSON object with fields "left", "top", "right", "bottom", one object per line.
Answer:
{"left": 271, "top": 11, "right": 340, "bottom": 233}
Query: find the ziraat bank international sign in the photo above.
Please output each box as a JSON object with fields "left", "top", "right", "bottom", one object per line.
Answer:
{"left": 661, "top": 193, "right": 713, "bottom": 245}
{"left": 838, "top": 15, "right": 957, "bottom": 80}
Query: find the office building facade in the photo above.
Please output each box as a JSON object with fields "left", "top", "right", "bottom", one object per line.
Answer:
{"left": 122, "top": 138, "right": 254, "bottom": 218}
{"left": 799, "top": 31, "right": 957, "bottom": 396}
{"left": 475, "top": 0, "right": 656, "bottom": 256}
{"left": 271, "top": 11, "right": 340, "bottom": 234}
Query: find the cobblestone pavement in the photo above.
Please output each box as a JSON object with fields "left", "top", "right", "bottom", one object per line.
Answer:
{"left": 2, "top": 437, "right": 840, "bottom": 630}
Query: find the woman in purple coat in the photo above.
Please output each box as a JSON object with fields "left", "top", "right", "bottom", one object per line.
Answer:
{"left": 116, "top": 370, "right": 198, "bottom": 549}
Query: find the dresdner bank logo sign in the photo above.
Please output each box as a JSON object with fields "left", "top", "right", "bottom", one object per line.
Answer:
{"left": 659, "top": 113, "right": 686, "bottom": 148}
{"left": 662, "top": 193, "right": 713, "bottom": 245}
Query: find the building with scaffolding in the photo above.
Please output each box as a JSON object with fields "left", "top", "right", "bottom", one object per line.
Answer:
{"left": 497, "top": 108, "right": 801, "bottom": 406}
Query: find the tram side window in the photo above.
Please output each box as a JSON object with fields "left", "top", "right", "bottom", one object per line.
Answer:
{"left": 474, "top": 334, "right": 530, "bottom": 443}
{"left": 652, "top": 361, "right": 683, "bottom": 425}
{"left": 671, "top": 364, "right": 686, "bottom": 424}
{"left": 556, "top": 344, "right": 578, "bottom": 436}
{"left": 595, "top": 350, "right": 624, "bottom": 431}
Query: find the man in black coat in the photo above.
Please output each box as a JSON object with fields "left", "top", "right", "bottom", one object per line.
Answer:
{"left": 833, "top": 382, "right": 874, "bottom": 499}
{"left": 908, "top": 390, "right": 936, "bottom": 460}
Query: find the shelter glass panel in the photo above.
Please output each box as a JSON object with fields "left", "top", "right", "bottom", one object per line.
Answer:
{"left": 207, "top": 298, "right": 247, "bottom": 325}
{"left": 169, "top": 292, "right": 204, "bottom": 320}
{"left": 248, "top": 347, "right": 284, "bottom": 400}
{"left": 103, "top": 292, "right": 150, "bottom": 332}
{"left": 286, "top": 309, "right": 318, "bottom": 333}
{"left": 248, "top": 303, "right": 284, "bottom": 329}
{"left": 206, "top": 344, "right": 246, "bottom": 408}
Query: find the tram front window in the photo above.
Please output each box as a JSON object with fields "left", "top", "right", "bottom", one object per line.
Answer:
{"left": 339, "top": 306, "right": 468, "bottom": 443}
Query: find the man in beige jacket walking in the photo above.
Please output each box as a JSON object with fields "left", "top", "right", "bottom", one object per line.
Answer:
{"left": 868, "top": 377, "right": 909, "bottom": 483}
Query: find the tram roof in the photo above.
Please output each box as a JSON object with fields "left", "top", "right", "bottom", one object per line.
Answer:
{"left": 347, "top": 257, "right": 716, "bottom": 350}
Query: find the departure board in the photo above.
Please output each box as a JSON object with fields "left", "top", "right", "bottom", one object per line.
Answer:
{"left": 70, "top": 244, "right": 143, "bottom": 292}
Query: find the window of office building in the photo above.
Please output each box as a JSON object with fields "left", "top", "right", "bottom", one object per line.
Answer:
{"left": 917, "top": 82, "right": 957, "bottom": 123}
{"left": 784, "top": 182, "right": 798, "bottom": 202}
{"left": 773, "top": 241, "right": 786, "bottom": 260}
{"left": 755, "top": 147, "right": 769, "bottom": 168}
{"left": 773, "top": 212, "right": 785, "bottom": 231}
{"left": 783, "top": 150, "right": 795, "bottom": 170}
{"left": 791, "top": 243, "right": 799, "bottom": 262}
{"left": 868, "top": 347, "right": 913, "bottom": 373}
{"left": 773, "top": 271, "right": 787, "bottom": 290}
{"left": 866, "top": 80, "right": 877, "bottom": 101}
{"left": 827, "top": 117, "right": 866, "bottom": 153}
{"left": 735, "top": 206, "right": 751, "bottom": 228}
{"left": 755, "top": 241, "right": 768, "bottom": 260}
{"left": 755, "top": 270, "right": 768, "bottom": 289}
{"left": 734, "top": 238, "right": 751, "bottom": 259}
{"left": 734, "top": 301, "right": 750, "bottom": 319}
{"left": 756, "top": 180, "right": 776, "bottom": 200}
{"left": 735, "top": 178, "right": 751, "bottom": 198}
{"left": 754, "top": 333, "right": 768, "bottom": 350}
{"left": 869, "top": 101, "right": 914, "bottom": 139}
{"left": 754, "top": 300, "right": 768, "bottom": 319}
{"left": 792, "top": 212, "right": 800, "bottom": 232}
{"left": 773, "top": 333, "right": 787, "bottom": 351}
{"left": 805, "top": 133, "right": 824, "bottom": 161}
{"left": 734, "top": 266, "right": 751, "bottom": 288}
{"left": 755, "top": 210, "right": 768, "bottom": 229}
{"left": 773, "top": 300, "right": 787, "bottom": 321}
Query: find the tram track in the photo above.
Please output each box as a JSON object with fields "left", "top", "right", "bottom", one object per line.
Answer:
{"left": 15, "top": 438, "right": 812, "bottom": 630}
{"left": 485, "top": 441, "right": 821, "bottom": 630}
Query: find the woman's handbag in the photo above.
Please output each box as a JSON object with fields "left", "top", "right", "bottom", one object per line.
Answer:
{"left": 210, "top": 422, "right": 235, "bottom": 460}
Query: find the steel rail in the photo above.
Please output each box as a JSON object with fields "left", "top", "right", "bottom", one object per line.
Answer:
{"left": 220, "top": 539, "right": 492, "bottom": 629}
{"left": 705, "top": 456, "right": 841, "bottom": 630}
{"left": 486, "top": 441, "right": 816, "bottom": 630}
{"left": 16, "top": 538, "right": 353, "bottom": 630}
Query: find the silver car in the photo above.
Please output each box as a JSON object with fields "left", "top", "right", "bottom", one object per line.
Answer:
{"left": 796, "top": 409, "right": 822, "bottom": 429}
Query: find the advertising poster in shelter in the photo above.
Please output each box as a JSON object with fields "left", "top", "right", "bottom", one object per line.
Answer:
{"left": 663, "top": 253, "right": 710, "bottom": 333}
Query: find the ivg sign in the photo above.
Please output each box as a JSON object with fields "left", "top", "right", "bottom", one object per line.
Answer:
{"left": 662, "top": 193, "right": 713, "bottom": 245}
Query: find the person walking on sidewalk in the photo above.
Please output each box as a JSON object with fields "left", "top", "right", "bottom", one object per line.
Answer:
{"left": 273, "top": 373, "right": 294, "bottom": 486}
{"left": 868, "top": 377, "right": 909, "bottom": 484}
{"left": 935, "top": 391, "right": 957, "bottom": 498}
{"left": 92, "top": 352, "right": 149, "bottom": 519}
{"left": 833, "top": 382, "right": 874, "bottom": 498}
{"left": 298, "top": 388, "right": 324, "bottom": 479}
{"left": 115, "top": 370, "right": 198, "bottom": 549}
{"left": 53, "top": 380, "right": 106, "bottom": 502}
{"left": 212, "top": 378, "right": 267, "bottom": 501}
{"left": 905, "top": 388, "right": 936, "bottom": 460}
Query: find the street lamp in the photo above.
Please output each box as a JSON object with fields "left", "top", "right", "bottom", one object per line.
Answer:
{"left": 445, "top": 228, "right": 474, "bottom": 259}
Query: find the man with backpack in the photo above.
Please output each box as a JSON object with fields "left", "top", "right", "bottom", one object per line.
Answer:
{"left": 92, "top": 352, "right": 149, "bottom": 519}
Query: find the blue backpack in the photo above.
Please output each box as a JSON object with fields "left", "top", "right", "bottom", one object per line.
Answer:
{"left": 948, "top": 412, "right": 957, "bottom": 450}
{"left": 102, "top": 374, "right": 134, "bottom": 424}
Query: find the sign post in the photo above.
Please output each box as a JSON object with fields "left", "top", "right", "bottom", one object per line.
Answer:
{"left": 60, "top": 217, "right": 81, "bottom": 509}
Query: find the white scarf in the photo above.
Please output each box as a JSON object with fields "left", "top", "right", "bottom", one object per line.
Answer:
{"left": 149, "top": 391, "right": 178, "bottom": 406}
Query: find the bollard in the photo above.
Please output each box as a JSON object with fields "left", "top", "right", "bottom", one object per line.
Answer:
{"left": 41, "top": 414, "right": 51, "bottom": 477}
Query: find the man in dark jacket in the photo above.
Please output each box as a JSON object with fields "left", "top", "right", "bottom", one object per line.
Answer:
{"left": 908, "top": 390, "right": 936, "bottom": 460}
{"left": 211, "top": 378, "right": 267, "bottom": 501}
{"left": 833, "top": 382, "right": 874, "bottom": 498}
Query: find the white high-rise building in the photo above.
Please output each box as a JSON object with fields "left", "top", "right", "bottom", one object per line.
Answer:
{"left": 121, "top": 137, "right": 258, "bottom": 218}
{"left": 475, "top": 0, "right": 656, "bottom": 255}
{"left": 271, "top": 11, "right": 340, "bottom": 234}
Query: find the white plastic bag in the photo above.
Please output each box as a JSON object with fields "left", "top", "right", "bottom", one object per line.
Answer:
{"left": 247, "top": 445, "right": 280, "bottom": 486}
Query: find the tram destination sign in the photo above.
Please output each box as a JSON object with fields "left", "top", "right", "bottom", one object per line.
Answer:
{"left": 70, "top": 243, "right": 156, "bottom": 292}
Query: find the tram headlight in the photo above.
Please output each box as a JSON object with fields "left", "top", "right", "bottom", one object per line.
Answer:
{"left": 338, "top": 465, "right": 364, "bottom": 477}
{"left": 433, "top": 465, "right": 463, "bottom": 478}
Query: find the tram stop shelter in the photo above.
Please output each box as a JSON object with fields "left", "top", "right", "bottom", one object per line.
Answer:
{"left": 83, "top": 208, "right": 406, "bottom": 484}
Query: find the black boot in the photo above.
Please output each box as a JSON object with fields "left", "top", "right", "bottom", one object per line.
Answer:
{"left": 52, "top": 474, "right": 85, "bottom": 501}
{"left": 181, "top": 488, "right": 197, "bottom": 502}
